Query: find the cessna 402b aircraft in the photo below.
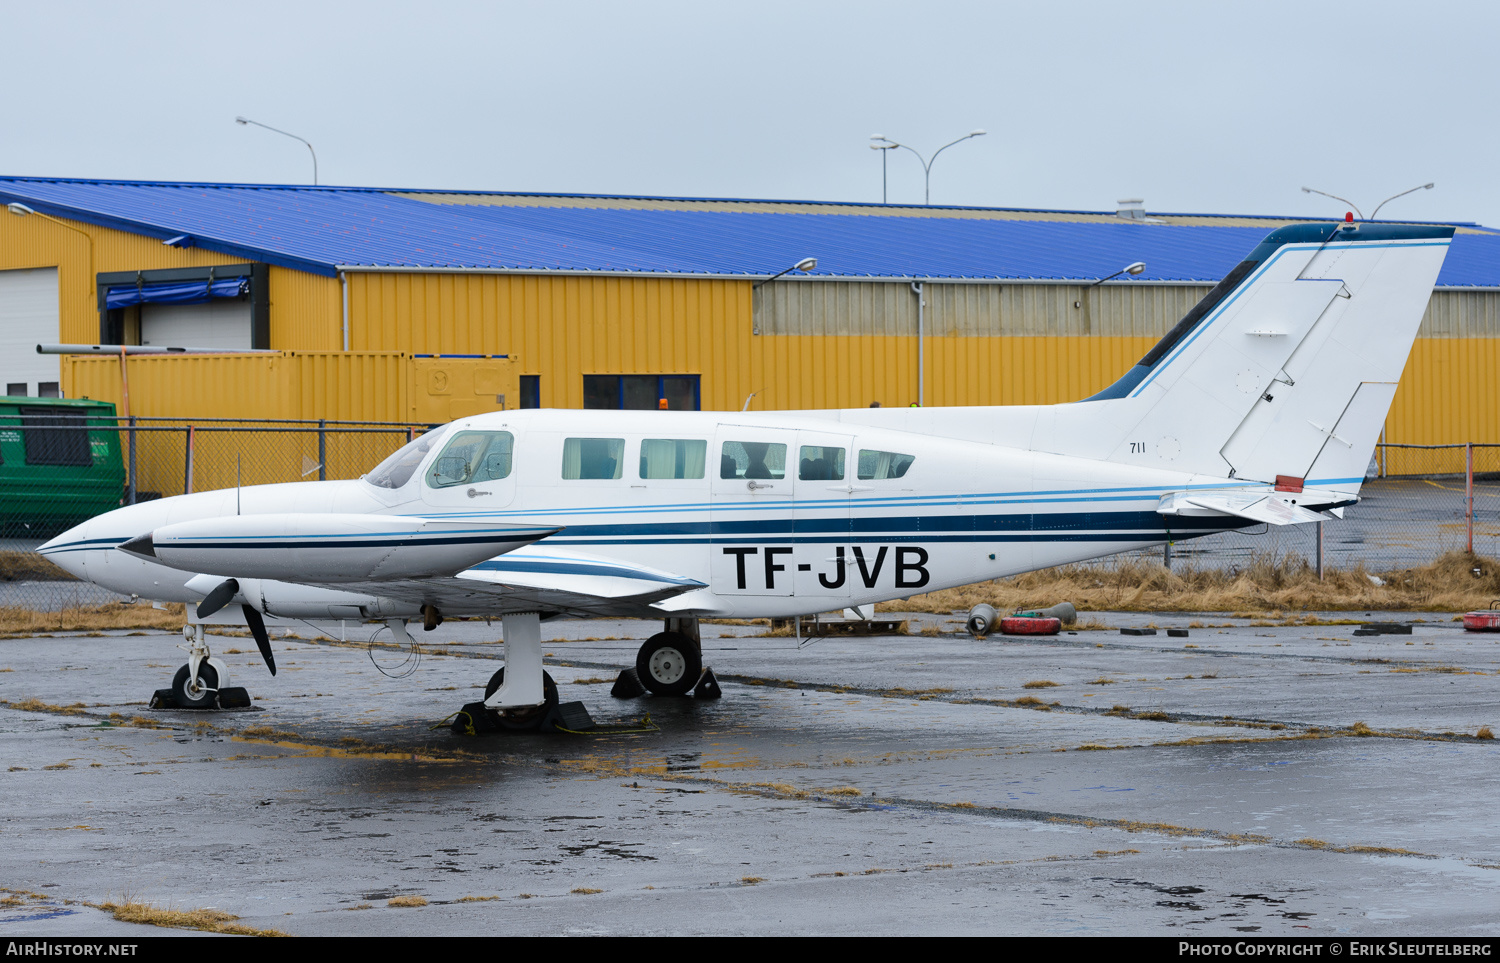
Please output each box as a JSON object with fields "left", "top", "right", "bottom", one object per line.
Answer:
{"left": 38, "top": 220, "right": 1452, "bottom": 724}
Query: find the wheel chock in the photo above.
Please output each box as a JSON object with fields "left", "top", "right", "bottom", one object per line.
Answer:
{"left": 549, "top": 701, "right": 595, "bottom": 731}
{"left": 218, "top": 687, "right": 252, "bottom": 708}
{"left": 453, "top": 701, "right": 502, "bottom": 735}
{"left": 611, "top": 667, "right": 646, "bottom": 699}
{"left": 150, "top": 687, "right": 254, "bottom": 710}
{"left": 692, "top": 667, "right": 722, "bottom": 700}
{"left": 451, "top": 700, "right": 595, "bottom": 735}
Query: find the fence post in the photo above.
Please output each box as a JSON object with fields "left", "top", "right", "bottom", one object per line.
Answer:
{"left": 183, "top": 425, "right": 195, "bottom": 495}
{"left": 1316, "top": 521, "right": 1324, "bottom": 580}
{"left": 318, "top": 418, "right": 327, "bottom": 481}
{"left": 1467, "top": 442, "right": 1475, "bottom": 554}
{"left": 126, "top": 416, "right": 137, "bottom": 506}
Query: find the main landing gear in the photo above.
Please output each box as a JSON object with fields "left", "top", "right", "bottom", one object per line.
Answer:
{"left": 455, "top": 611, "right": 592, "bottom": 735}
{"left": 151, "top": 624, "right": 252, "bottom": 710}
{"left": 453, "top": 614, "right": 719, "bottom": 736}
{"left": 618, "top": 617, "right": 719, "bottom": 700}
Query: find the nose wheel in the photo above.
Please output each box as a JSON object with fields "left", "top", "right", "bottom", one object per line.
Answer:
{"left": 150, "top": 623, "right": 252, "bottom": 710}
{"left": 635, "top": 631, "right": 702, "bottom": 697}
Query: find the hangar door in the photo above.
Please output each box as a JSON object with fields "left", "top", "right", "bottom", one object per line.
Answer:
{"left": 98, "top": 265, "right": 268, "bottom": 352}
{"left": 0, "top": 267, "right": 60, "bottom": 397}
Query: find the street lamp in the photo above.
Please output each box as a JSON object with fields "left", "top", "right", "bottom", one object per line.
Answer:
{"left": 753, "top": 257, "right": 818, "bottom": 289}
{"left": 6, "top": 202, "right": 95, "bottom": 290}
{"left": 1075, "top": 262, "right": 1146, "bottom": 308}
{"left": 1089, "top": 261, "right": 1147, "bottom": 287}
{"left": 1301, "top": 183, "right": 1435, "bottom": 221}
{"left": 236, "top": 116, "right": 319, "bottom": 185}
{"left": 869, "top": 130, "right": 986, "bottom": 205}
{"left": 1370, "top": 183, "right": 1435, "bottom": 220}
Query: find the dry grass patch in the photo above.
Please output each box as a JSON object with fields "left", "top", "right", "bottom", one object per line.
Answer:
{"left": 98, "top": 898, "right": 286, "bottom": 936}
{"left": 0, "top": 601, "right": 185, "bottom": 634}
{"left": 1477, "top": 727, "right": 1494, "bottom": 740}
{"left": 1022, "top": 680, "right": 1060, "bottom": 689}
{"left": 881, "top": 551, "right": 1500, "bottom": 614}
{"left": 387, "top": 895, "right": 427, "bottom": 907}
{"left": 571, "top": 887, "right": 604, "bottom": 895}
{"left": 5, "top": 698, "right": 88, "bottom": 716}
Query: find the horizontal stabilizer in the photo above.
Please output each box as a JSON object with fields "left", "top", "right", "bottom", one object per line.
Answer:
{"left": 123, "top": 514, "right": 560, "bottom": 582}
{"left": 1157, "top": 490, "right": 1336, "bottom": 526}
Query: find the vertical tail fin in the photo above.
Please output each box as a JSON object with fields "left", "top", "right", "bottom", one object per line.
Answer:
{"left": 1078, "top": 222, "right": 1453, "bottom": 488}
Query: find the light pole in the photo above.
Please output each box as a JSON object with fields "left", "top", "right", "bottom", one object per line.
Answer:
{"left": 236, "top": 116, "right": 319, "bottom": 185}
{"left": 1301, "top": 183, "right": 1434, "bottom": 221}
{"left": 869, "top": 134, "right": 897, "bottom": 204}
{"left": 869, "top": 130, "right": 986, "bottom": 205}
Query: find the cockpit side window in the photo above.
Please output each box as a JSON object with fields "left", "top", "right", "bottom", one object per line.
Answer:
{"left": 426, "top": 431, "right": 515, "bottom": 488}
{"left": 364, "top": 425, "right": 452, "bottom": 490}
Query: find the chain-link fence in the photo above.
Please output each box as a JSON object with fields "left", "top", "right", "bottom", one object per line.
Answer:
{"left": 3, "top": 422, "right": 1497, "bottom": 611}
{"left": 1, "top": 417, "right": 433, "bottom": 610}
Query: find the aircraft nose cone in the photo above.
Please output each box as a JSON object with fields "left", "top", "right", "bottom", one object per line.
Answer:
{"left": 37, "top": 520, "right": 91, "bottom": 578}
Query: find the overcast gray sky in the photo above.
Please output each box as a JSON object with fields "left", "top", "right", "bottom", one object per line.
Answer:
{"left": 3, "top": 0, "right": 1493, "bottom": 225}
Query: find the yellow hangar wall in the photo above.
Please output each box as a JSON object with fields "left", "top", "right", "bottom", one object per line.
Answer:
{"left": 8, "top": 214, "right": 1497, "bottom": 451}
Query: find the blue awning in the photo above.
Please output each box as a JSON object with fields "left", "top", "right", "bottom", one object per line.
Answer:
{"left": 105, "top": 277, "right": 248, "bottom": 310}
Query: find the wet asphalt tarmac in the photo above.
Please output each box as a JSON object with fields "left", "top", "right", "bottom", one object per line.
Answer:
{"left": 1, "top": 611, "right": 1498, "bottom": 936}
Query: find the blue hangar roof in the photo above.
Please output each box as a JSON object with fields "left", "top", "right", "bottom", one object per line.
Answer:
{"left": 1, "top": 176, "right": 1496, "bottom": 286}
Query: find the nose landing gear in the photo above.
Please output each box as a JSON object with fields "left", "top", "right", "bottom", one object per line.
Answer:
{"left": 150, "top": 624, "right": 253, "bottom": 710}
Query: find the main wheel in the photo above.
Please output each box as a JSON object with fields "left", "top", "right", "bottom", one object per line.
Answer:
{"left": 484, "top": 667, "right": 559, "bottom": 730}
{"left": 171, "top": 663, "right": 219, "bottom": 708}
{"left": 635, "top": 632, "right": 702, "bottom": 697}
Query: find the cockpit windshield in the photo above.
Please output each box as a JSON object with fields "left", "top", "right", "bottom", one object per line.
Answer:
{"left": 363, "top": 426, "right": 452, "bottom": 490}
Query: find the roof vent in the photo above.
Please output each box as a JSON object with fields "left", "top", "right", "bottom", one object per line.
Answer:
{"left": 1116, "top": 199, "right": 1146, "bottom": 221}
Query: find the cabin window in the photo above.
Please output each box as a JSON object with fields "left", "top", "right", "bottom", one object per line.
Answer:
{"left": 365, "top": 426, "right": 452, "bottom": 490}
{"left": 562, "top": 437, "right": 624, "bottom": 480}
{"left": 857, "top": 449, "right": 915, "bottom": 480}
{"left": 798, "top": 445, "right": 846, "bottom": 481}
{"left": 720, "top": 441, "right": 786, "bottom": 480}
{"left": 427, "top": 431, "right": 515, "bottom": 488}
{"left": 640, "top": 439, "right": 707, "bottom": 479}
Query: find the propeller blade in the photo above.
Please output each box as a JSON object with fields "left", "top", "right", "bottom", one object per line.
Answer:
{"left": 240, "top": 604, "right": 276, "bottom": 676}
{"left": 195, "top": 578, "right": 239, "bottom": 619}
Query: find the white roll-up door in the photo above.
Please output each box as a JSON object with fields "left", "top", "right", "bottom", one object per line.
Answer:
{"left": 140, "top": 298, "right": 253, "bottom": 350}
{"left": 0, "top": 267, "right": 60, "bottom": 396}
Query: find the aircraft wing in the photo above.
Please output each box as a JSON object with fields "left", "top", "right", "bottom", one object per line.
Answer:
{"left": 300, "top": 547, "right": 708, "bottom": 618}
{"left": 1157, "top": 490, "right": 1340, "bottom": 526}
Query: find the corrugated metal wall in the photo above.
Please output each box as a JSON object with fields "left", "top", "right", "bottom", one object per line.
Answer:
{"left": 755, "top": 280, "right": 1212, "bottom": 338}
{"left": 66, "top": 351, "right": 409, "bottom": 422}
{"left": 0, "top": 211, "right": 243, "bottom": 348}
{"left": 9, "top": 215, "right": 1500, "bottom": 451}
{"left": 347, "top": 272, "right": 749, "bottom": 410}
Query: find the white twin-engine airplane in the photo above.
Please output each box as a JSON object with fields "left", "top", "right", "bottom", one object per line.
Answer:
{"left": 39, "top": 221, "right": 1452, "bottom": 722}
